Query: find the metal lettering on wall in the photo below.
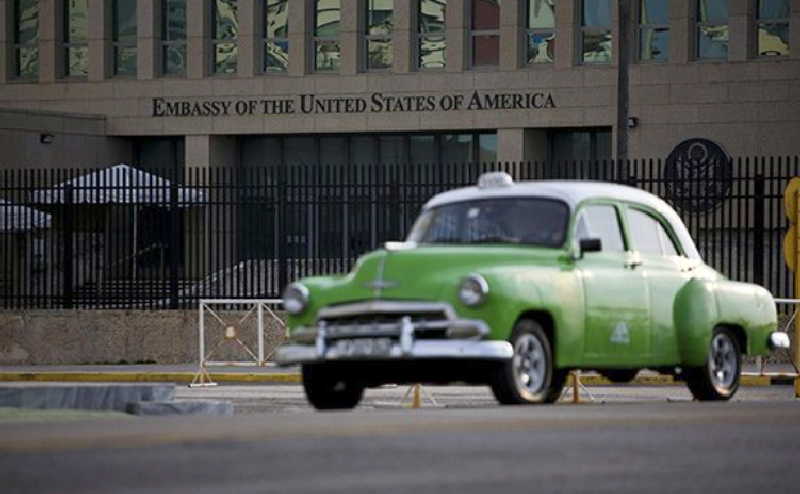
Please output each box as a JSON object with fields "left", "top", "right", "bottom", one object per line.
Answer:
{"left": 151, "top": 90, "right": 556, "bottom": 118}
{"left": 663, "top": 138, "right": 733, "bottom": 213}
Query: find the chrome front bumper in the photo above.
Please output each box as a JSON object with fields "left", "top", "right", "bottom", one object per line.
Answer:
{"left": 274, "top": 301, "right": 513, "bottom": 365}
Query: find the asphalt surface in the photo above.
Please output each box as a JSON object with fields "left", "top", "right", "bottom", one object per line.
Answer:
{"left": 1, "top": 384, "right": 798, "bottom": 494}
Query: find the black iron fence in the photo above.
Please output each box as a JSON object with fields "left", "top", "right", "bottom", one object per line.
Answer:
{"left": 1, "top": 157, "right": 798, "bottom": 310}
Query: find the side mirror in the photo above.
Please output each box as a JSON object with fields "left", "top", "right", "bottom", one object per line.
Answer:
{"left": 579, "top": 238, "right": 602, "bottom": 257}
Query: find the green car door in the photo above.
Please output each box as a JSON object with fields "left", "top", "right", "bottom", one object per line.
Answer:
{"left": 575, "top": 203, "right": 651, "bottom": 366}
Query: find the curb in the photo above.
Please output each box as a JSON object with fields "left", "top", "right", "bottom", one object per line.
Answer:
{"left": 0, "top": 372, "right": 794, "bottom": 387}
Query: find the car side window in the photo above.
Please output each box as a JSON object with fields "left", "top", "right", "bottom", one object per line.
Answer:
{"left": 576, "top": 205, "right": 625, "bottom": 252}
{"left": 627, "top": 208, "right": 680, "bottom": 256}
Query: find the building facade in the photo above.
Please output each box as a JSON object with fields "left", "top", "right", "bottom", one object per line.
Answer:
{"left": 0, "top": 0, "right": 798, "bottom": 171}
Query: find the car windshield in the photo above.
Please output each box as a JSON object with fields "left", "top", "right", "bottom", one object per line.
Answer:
{"left": 407, "top": 198, "right": 569, "bottom": 248}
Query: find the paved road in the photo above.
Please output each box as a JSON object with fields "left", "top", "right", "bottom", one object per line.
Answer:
{"left": 1, "top": 384, "right": 798, "bottom": 494}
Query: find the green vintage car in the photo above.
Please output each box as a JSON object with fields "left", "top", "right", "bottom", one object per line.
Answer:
{"left": 276, "top": 172, "right": 788, "bottom": 409}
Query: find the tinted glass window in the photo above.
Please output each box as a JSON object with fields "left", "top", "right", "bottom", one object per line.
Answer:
{"left": 577, "top": 205, "right": 625, "bottom": 252}
{"left": 627, "top": 208, "right": 662, "bottom": 255}
{"left": 408, "top": 198, "right": 569, "bottom": 248}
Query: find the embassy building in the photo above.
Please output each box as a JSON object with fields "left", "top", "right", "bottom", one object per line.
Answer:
{"left": 0, "top": 0, "right": 799, "bottom": 172}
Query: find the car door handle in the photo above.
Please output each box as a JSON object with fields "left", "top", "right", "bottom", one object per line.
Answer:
{"left": 624, "top": 259, "right": 642, "bottom": 269}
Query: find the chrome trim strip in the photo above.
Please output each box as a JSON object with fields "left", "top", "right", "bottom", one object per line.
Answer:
{"left": 275, "top": 340, "right": 514, "bottom": 365}
{"left": 318, "top": 301, "right": 458, "bottom": 321}
{"left": 288, "top": 318, "right": 489, "bottom": 343}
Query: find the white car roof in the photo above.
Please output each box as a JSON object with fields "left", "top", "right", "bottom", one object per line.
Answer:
{"left": 424, "top": 179, "right": 701, "bottom": 260}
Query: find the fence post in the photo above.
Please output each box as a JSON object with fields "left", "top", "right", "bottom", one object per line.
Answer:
{"left": 753, "top": 175, "right": 765, "bottom": 286}
{"left": 61, "top": 184, "right": 74, "bottom": 309}
{"left": 169, "top": 181, "right": 180, "bottom": 309}
{"left": 277, "top": 165, "right": 288, "bottom": 294}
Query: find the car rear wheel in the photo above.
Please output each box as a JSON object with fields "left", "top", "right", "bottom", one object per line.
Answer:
{"left": 600, "top": 369, "right": 639, "bottom": 383}
{"left": 302, "top": 364, "right": 365, "bottom": 410}
{"left": 491, "top": 319, "right": 567, "bottom": 404}
{"left": 686, "top": 327, "right": 741, "bottom": 401}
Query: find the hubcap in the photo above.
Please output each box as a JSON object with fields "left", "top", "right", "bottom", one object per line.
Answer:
{"left": 708, "top": 333, "right": 738, "bottom": 390}
{"left": 513, "top": 334, "right": 547, "bottom": 395}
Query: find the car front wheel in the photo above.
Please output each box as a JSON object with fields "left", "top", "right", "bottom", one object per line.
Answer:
{"left": 491, "top": 319, "right": 567, "bottom": 404}
{"left": 686, "top": 327, "right": 741, "bottom": 401}
{"left": 302, "top": 364, "right": 365, "bottom": 410}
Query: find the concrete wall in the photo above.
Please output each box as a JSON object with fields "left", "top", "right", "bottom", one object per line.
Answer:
{"left": 0, "top": 309, "right": 288, "bottom": 365}
{"left": 0, "top": 0, "right": 798, "bottom": 163}
{"left": 0, "top": 108, "right": 132, "bottom": 170}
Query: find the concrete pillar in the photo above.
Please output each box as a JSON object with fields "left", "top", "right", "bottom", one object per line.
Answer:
{"left": 499, "top": 0, "right": 523, "bottom": 70}
{"left": 554, "top": 0, "right": 576, "bottom": 69}
{"left": 185, "top": 135, "right": 239, "bottom": 278}
{"left": 1, "top": 0, "right": 9, "bottom": 83}
{"left": 138, "top": 0, "right": 158, "bottom": 79}
{"left": 792, "top": 0, "right": 800, "bottom": 59}
{"left": 187, "top": 0, "right": 210, "bottom": 78}
{"left": 497, "top": 128, "right": 525, "bottom": 163}
{"left": 88, "top": 0, "right": 111, "bottom": 80}
{"left": 393, "top": 0, "right": 413, "bottom": 72}
{"left": 288, "top": 0, "right": 307, "bottom": 75}
{"left": 340, "top": 0, "right": 359, "bottom": 74}
{"left": 446, "top": 0, "right": 466, "bottom": 72}
{"left": 238, "top": 0, "right": 258, "bottom": 77}
{"left": 729, "top": 0, "right": 754, "bottom": 61}
{"left": 670, "top": 0, "right": 692, "bottom": 63}
{"left": 39, "top": 0, "right": 58, "bottom": 82}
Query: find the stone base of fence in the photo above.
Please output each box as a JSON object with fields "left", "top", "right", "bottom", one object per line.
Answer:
{"left": 0, "top": 310, "right": 287, "bottom": 366}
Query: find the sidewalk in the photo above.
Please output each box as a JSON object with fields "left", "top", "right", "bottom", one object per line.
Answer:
{"left": 0, "top": 363, "right": 796, "bottom": 386}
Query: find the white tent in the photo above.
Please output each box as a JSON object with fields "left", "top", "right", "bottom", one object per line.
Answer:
{"left": 0, "top": 199, "right": 52, "bottom": 233}
{"left": 32, "top": 164, "right": 206, "bottom": 282}
{"left": 33, "top": 164, "right": 205, "bottom": 205}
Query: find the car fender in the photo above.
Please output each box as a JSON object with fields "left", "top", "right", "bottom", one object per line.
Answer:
{"left": 674, "top": 279, "right": 777, "bottom": 366}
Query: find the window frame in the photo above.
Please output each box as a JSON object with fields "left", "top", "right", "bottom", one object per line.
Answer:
{"left": 624, "top": 205, "right": 684, "bottom": 257}
{"left": 637, "top": 0, "right": 669, "bottom": 63}
{"left": 468, "top": 0, "right": 500, "bottom": 69}
{"left": 263, "top": 0, "right": 289, "bottom": 73}
{"left": 210, "top": 0, "right": 239, "bottom": 76}
{"left": 62, "top": 0, "right": 89, "bottom": 78}
{"left": 111, "top": 0, "right": 137, "bottom": 77}
{"left": 416, "top": 0, "right": 447, "bottom": 70}
{"left": 574, "top": 201, "right": 628, "bottom": 254}
{"left": 525, "top": 0, "right": 556, "bottom": 65}
{"left": 695, "top": 0, "right": 728, "bottom": 61}
{"left": 311, "top": 0, "right": 341, "bottom": 73}
{"left": 12, "top": 0, "right": 39, "bottom": 80}
{"left": 363, "top": 0, "right": 394, "bottom": 71}
{"left": 579, "top": 0, "right": 613, "bottom": 65}
{"left": 161, "top": 0, "right": 187, "bottom": 77}
{"left": 755, "top": 0, "right": 791, "bottom": 58}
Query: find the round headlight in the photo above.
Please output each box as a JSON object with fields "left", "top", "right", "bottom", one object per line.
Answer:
{"left": 282, "top": 283, "right": 309, "bottom": 315}
{"left": 458, "top": 274, "right": 489, "bottom": 307}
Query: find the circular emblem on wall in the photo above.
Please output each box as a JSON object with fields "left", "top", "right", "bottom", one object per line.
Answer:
{"left": 663, "top": 138, "right": 733, "bottom": 213}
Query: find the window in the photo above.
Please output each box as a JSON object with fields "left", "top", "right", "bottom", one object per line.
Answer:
{"left": 63, "top": 0, "right": 88, "bottom": 77}
{"left": 313, "top": 0, "right": 341, "bottom": 72}
{"left": 365, "top": 0, "right": 393, "bottom": 70}
{"left": 264, "top": 0, "right": 289, "bottom": 72}
{"left": 212, "top": 0, "right": 238, "bottom": 74}
{"left": 418, "top": 0, "right": 446, "bottom": 69}
{"left": 577, "top": 205, "right": 625, "bottom": 252}
{"left": 112, "top": 0, "right": 137, "bottom": 76}
{"left": 161, "top": 0, "right": 186, "bottom": 76}
{"left": 12, "top": 0, "right": 38, "bottom": 79}
{"left": 470, "top": 0, "right": 499, "bottom": 67}
{"left": 696, "top": 0, "right": 728, "bottom": 59}
{"left": 580, "top": 0, "right": 612, "bottom": 63}
{"left": 639, "top": 0, "right": 668, "bottom": 62}
{"left": 627, "top": 208, "right": 680, "bottom": 256}
{"left": 756, "top": 0, "right": 790, "bottom": 57}
{"left": 526, "top": 0, "right": 555, "bottom": 64}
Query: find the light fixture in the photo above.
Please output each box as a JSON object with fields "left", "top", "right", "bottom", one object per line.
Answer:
{"left": 39, "top": 133, "right": 54, "bottom": 144}
{"left": 626, "top": 117, "right": 639, "bottom": 129}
